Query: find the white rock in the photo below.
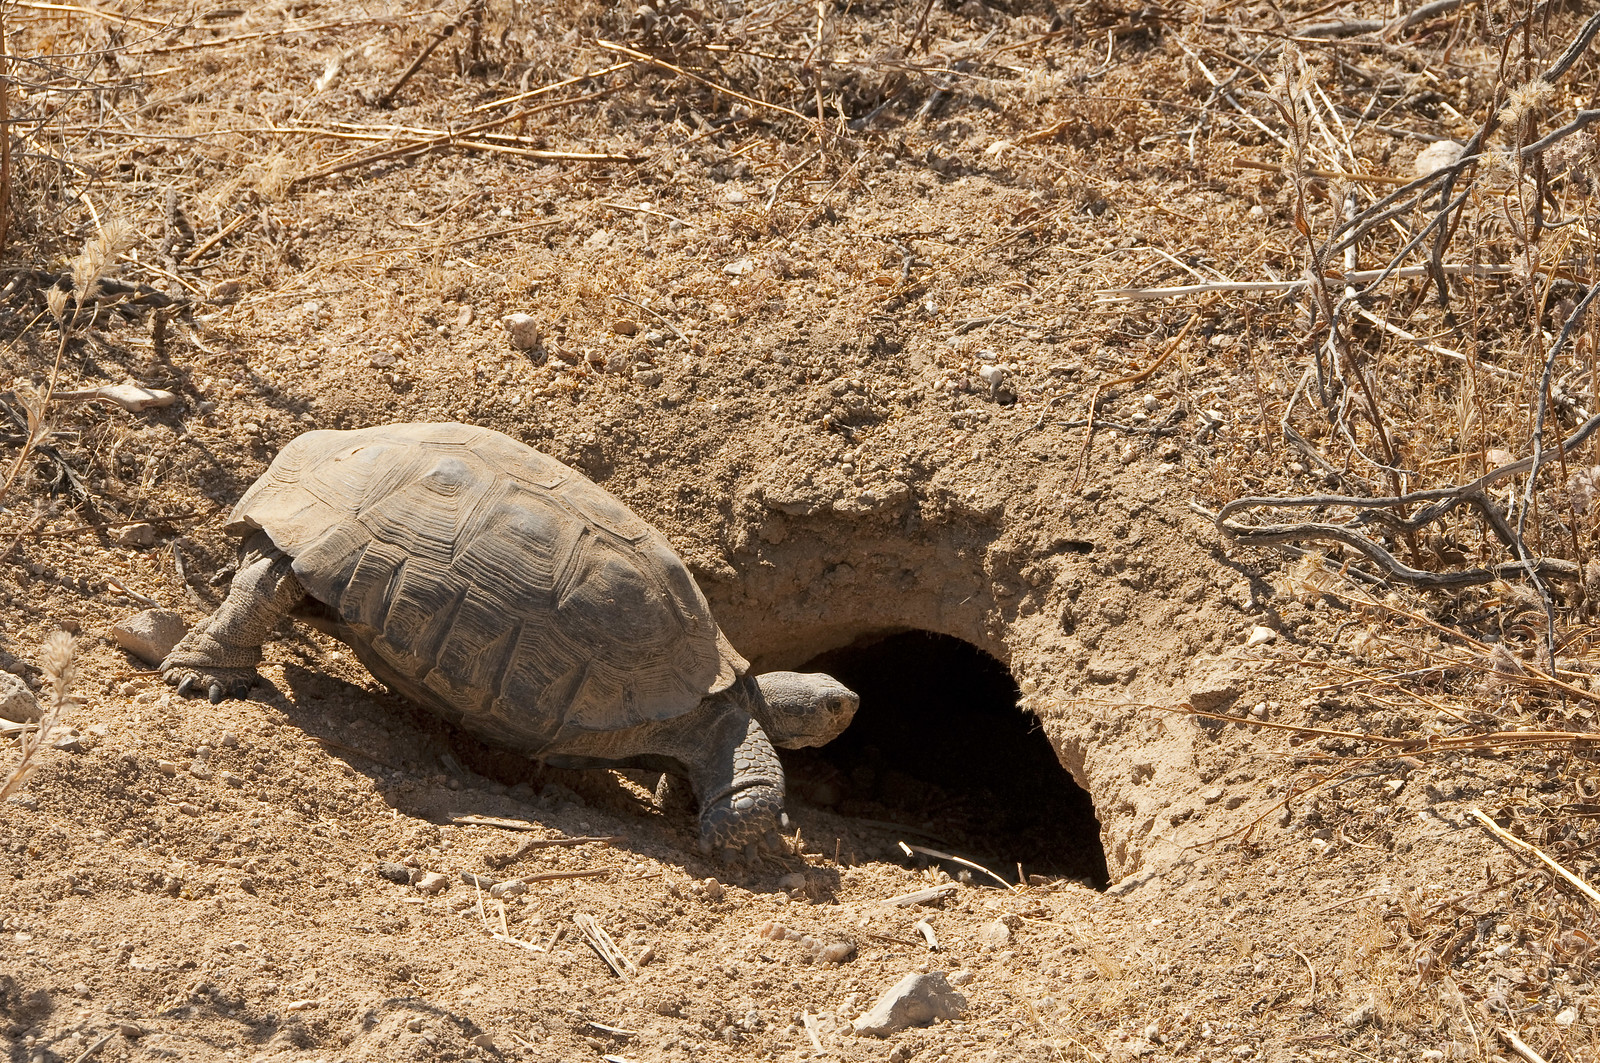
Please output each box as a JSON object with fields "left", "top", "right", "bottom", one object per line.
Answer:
{"left": 116, "top": 523, "right": 157, "bottom": 548}
{"left": 724, "top": 257, "right": 755, "bottom": 275}
{"left": 0, "top": 672, "right": 41, "bottom": 722}
{"left": 413, "top": 872, "right": 450, "bottom": 895}
{"left": 111, "top": 609, "right": 187, "bottom": 666}
{"left": 1246, "top": 626, "right": 1277, "bottom": 647}
{"left": 1554, "top": 1007, "right": 1578, "bottom": 1027}
{"left": 1413, "top": 139, "right": 1466, "bottom": 178}
{"left": 852, "top": 972, "right": 967, "bottom": 1037}
{"left": 977, "top": 365, "right": 1006, "bottom": 387}
{"left": 976, "top": 920, "right": 1011, "bottom": 947}
{"left": 818, "top": 941, "right": 855, "bottom": 964}
{"left": 488, "top": 879, "right": 527, "bottom": 899}
{"left": 502, "top": 313, "right": 541, "bottom": 351}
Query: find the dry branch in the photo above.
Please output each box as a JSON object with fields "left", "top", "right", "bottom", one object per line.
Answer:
{"left": 1469, "top": 809, "right": 1600, "bottom": 906}
{"left": 291, "top": 90, "right": 633, "bottom": 188}
{"left": 1211, "top": 408, "right": 1600, "bottom": 588}
{"left": 574, "top": 913, "right": 637, "bottom": 978}
{"left": 593, "top": 39, "right": 818, "bottom": 131}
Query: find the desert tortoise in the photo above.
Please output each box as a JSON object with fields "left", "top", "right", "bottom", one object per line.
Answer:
{"left": 161, "top": 422, "right": 858, "bottom": 856}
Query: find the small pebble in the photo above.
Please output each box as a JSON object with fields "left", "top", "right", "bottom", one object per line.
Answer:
{"left": 1413, "top": 139, "right": 1466, "bottom": 178}
{"left": 413, "top": 871, "right": 450, "bottom": 895}
{"left": 156, "top": 760, "right": 180, "bottom": 776}
{"left": 489, "top": 878, "right": 528, "bottom": 899}
{"left": 611, "top": 318, "right": 638, "bottom": 336}
{"left": 0, "top": 672, "right": 40, "bottom": 723}
{"left": 947, "top": 970, "right": 974, "bottom": 987}
{"left": 116, "top": 523, "right": 157, "bottom": 548}
{"left": 112, "top": 609, "right": 188, "bottom": 666}
{"left": 376, "top": 862, "right": 412, "bottom": 885}
{"left": 976, "top": 920, "right": 1011, "bottom": 947}
{"left": 818, "top": 941, "right": 856, "bottom": 964}
{"left": 503, "top": 313, "right": 541, "bottom": 351}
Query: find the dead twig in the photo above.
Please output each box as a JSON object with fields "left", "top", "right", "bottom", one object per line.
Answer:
{"left": 880, "top": 883, "right": 958, "bottom": 907}
{"left": 1075, "top": 314, "right": 1195, "bottom": 486}
{"left": 1231, "top": 158, "right": 1410, "bottom": 185}
{"left": 609, "top": 295, "right": 689, "bottom": 346}
{"left": 291, "top": 90, "right": 633, "bottom": 188}
{"left": 1469, "top": 809, "right": 1600, "bottom": 906}
{"left": 574, "top": 913, "right": 637, "bottom": 978}
{"left": 375, "top": 14, "right": 464, "bottom": 109}
{"left": 1498, "top": 1026, "right": 1551, "bottom": 1063}
{"left": 593, "top": 39, "right": 817, "bottom": 130}
{"left": 1096, "top": 263, "right": 1521, "bottom": 302}
{"left": 899, "top": 842, "right": 1015, "bottom": 891}
{"left": 0, "top": 632, "right": 75, "bottom": 802}
{"left": 1211, "top": 408, "right": 1600, "bottom": 588}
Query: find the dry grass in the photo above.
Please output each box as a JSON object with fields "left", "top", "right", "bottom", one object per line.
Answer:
{"left": 0, "top": 630, "right": 75, "bottom": 801}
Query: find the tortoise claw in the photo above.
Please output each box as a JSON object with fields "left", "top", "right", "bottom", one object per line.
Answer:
{"left": 207, "top": 682, "right": 223, "bottom": 704}
{"left": 176, "top": 674, "right": 196, "bottom": 697}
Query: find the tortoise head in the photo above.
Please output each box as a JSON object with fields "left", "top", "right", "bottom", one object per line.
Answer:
{"left": 751, "top": 671, "right": 859, "bottom": 750}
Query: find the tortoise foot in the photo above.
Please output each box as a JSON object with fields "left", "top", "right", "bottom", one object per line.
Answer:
{"left": 698, "top": 781, "right": 786, "bottom": 860}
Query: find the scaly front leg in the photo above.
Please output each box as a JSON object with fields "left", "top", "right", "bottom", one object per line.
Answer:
{"left": 161, "top": 533, "right": 305, "bottom": 703}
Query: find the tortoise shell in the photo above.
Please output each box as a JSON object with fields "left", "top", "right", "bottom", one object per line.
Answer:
{"left": 225, "top": 423, "right": 746, "bottom": 752}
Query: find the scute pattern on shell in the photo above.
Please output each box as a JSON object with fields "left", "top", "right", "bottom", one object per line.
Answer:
{"left": 225, "top": 423, "right": 745, "bottom": 749}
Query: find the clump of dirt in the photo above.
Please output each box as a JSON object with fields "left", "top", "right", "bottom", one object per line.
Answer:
{"left": 3, "top": 1, "right": 1599, "bottom": 1061}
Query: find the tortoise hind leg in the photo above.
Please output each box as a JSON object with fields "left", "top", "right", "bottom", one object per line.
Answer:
{"left": 161, "top": 533, "right": 305, "bottom": 703}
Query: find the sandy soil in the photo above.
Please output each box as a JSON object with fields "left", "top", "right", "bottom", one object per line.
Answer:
{"left": 3, "top": 1, "right": 1599, "bottom": 1061}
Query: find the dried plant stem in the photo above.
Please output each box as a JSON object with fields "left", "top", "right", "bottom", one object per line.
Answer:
{"left": 594, "top": 39, "right": 817, "bottom": 129}
{"left": 291, "top": 89, "right": 631, "bottom": 188}
{"left": 0, "top": 4, "right": 11, "bottom": 260}
{"left": 0, "top": 632, "right": 76, "bottom": 801}
{"left": 1469, "top": 809, "right": 1600, "bottom": 905}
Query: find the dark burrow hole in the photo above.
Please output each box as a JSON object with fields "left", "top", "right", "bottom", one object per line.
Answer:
{"left": 782, "top": 631, "right": 1109, "bottom": 889}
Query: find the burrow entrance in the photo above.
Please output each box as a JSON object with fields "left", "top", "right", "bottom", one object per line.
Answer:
{"left": 782, "top": 631, "right": 1109, "bottom": 889}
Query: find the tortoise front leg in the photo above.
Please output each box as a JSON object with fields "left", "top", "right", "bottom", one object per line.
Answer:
{"left": 161, "top": 534, "right": 304, "bottom": 703}
{"left": 691, "top": 709, "right": 788, "bottom": 861}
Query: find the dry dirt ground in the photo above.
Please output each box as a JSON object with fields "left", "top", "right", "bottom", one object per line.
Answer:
{"left": 3, "top": 1, "right": 1600, "bottom": 1061}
